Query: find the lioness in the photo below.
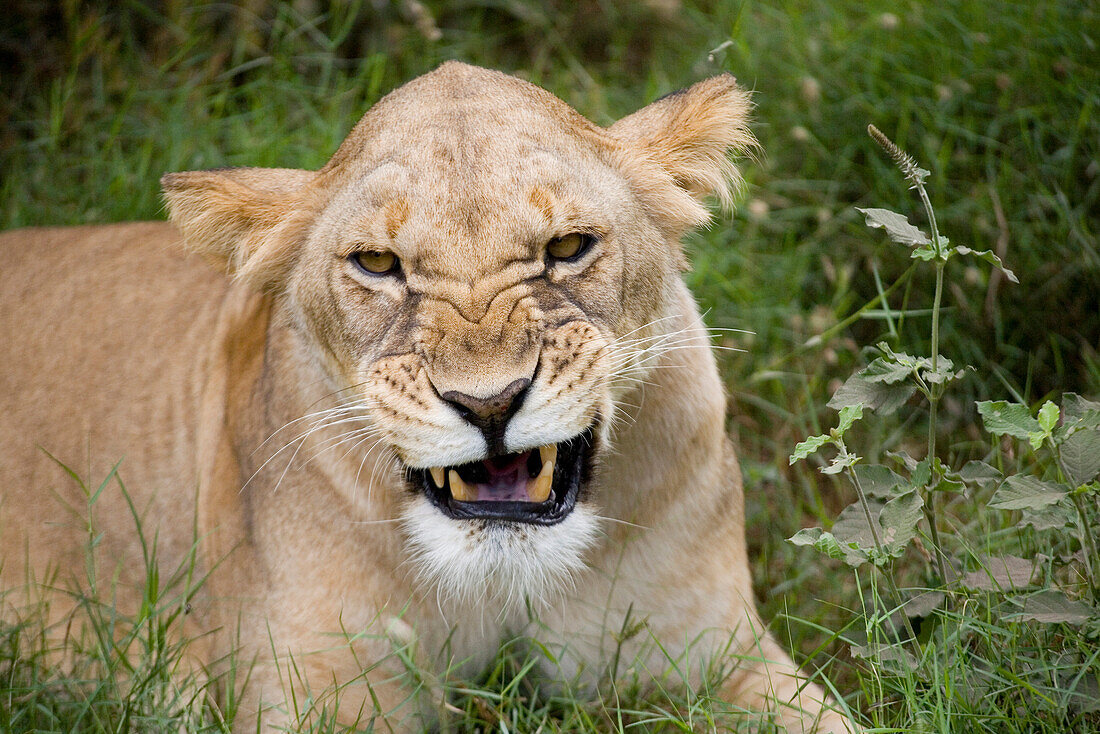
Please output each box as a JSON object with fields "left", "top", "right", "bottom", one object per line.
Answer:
{"left": 0, "top": 62, "right": 852, "bottom": 732}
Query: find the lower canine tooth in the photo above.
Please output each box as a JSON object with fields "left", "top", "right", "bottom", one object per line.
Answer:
{"left": 448, "top": 470, "right": 476, "bottom": 502}
{"left": 429, "top": 467, "right": 445, "bottom": 489}
{"left": 539, "top": 443, "right": 558, "bottom": 467}
{"left": 529, "top": 460, "right": 554, "bottom": 503}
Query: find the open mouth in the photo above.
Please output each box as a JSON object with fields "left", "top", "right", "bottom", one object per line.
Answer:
{"left": 409, "top": 427, "right": 594, "bottom": 525}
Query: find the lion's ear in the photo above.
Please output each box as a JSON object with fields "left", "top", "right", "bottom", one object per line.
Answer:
{"left": 160, "top": 167, "right": 318, "bottom": 289}
{"left": 609, "top": 74, "right": 756, "bottom": 231}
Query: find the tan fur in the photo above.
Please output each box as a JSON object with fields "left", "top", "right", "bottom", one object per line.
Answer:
{"left": 0, "top": 63, "right": 852, "bottom": 732}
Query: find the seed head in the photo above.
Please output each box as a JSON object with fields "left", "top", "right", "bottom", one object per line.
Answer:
{"left": 868, "top": 124, "right": 928, "bottom": 187}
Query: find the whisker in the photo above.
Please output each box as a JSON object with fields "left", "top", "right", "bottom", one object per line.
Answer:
{"left": 268, "top": 422, "right": 313, "bottom": 494}
{"left": 611, "top": 314, "right": 680, "bottom": 342}
{"left": 253, "top": 401, "right": 372, "bottom": 454}
{"left": 365, "top": 446, "right": 398, "bottom": 504}
{"left": 354, "top": 437, "right": 394, "bottom": 501}
{"left": 332, "top": 428, "right": 386, "bottom": 464}
{"left": 246, "top": 418, "right": 347, "bottom": 485}
{"left": 592, "top": 514, "right": 650, "bottom": 530}
{"left": 305, "top": 425, "right": 382, "bottom": 463}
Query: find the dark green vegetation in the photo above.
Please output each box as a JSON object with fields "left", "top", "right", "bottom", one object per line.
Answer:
{"left": 790, "top": 126, "right": 1100, "bottom": 732}
{"left": 2, "top": 1, "right": 1098, "bottom": 731}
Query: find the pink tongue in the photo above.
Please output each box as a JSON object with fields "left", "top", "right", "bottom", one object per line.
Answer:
{"left": 474, "top": 451, "right": 532, "bottom": 502}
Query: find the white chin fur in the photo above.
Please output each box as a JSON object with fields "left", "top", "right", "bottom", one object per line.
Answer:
{"left": 402, "top": 496, "right": 599, "bottom": 612}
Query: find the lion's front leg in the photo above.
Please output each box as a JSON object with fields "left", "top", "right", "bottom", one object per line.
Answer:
{"left": 538, "top": 580, "right": 855, "bottom": 734}
{"left": 545, "top": 513, "right": 857, "bottom": 733}
{"left": 652, "top": 569, "right": 857, "bottom": 732}
{"left": 717, "top": 623, "right": 856, "bottom": 734}
{"left": 221, "top": 606, "right": 439, "bottom": 733}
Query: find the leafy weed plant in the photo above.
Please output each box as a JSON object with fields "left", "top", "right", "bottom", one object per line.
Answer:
{"left": 790, "top": 126, "right": 1100, "bottom": 732}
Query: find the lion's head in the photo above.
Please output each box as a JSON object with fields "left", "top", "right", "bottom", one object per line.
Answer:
{"left": 162, "top": 62, "right": 753, "bottom": 608}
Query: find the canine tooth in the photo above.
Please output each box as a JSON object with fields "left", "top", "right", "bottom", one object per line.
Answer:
{"left": 448, "top": 470, "right": 476, "bottom": 502}
{"left": 529, "top": 463, "right": 553, "bottom": 503}
{"left": 539, "top": 443, "right": 558, "bottom": 467}
{"left": 429, "top": 467, "right": 445, "bottom": 489}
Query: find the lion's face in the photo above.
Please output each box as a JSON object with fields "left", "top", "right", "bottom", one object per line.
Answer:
{"left": 287, "top": 72, "right": 677, "bottom": 604}
{"left": 163, "top": 62, "right": 753, "bottom": 607}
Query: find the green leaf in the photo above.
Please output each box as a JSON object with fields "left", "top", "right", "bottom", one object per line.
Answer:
{"left": 821, "top": 451, "right": 859, "bottom": 475}
{"left": 790, "top": 434, "right": 829, "bottom": 464}
{"left": 1026, "top": 400, "right": 1060, "bottom": 449}
{"left": 879, "top": 490, "right": 923, "bottom": 551}
{"left": 923, "top": 361, "right": 965, "bottom": 385}
{"left": 789, "top": 527, "right": 825, "bottom": 547}
{"left": 960, "top": 555, "right": 1035, "bottom": 591}
{"left": 830, "top": 500, "right": 901, "bottom": 565}
{"left": 852, "top": 464, "right": 907, "bottom": 499}
{"left": 1076, "top": 481, "right": 1100, "bottom": 496}
{"left": 1007, "top": 590, "right": 1097, "bottom": 625}
{"left": 902, "top": 591, "right": 945, "bottom": 619}
{"left": 1062, "top": 394, "right": 1100, "bottom": 424}
{"left": 789, "top": 527, "right": 854, "bottom": 564}
{"left": 1017, "top": 501, "right": 1074, "bottom": 531}
{"left": 1060, "top": 428, "right": 1100, "bottom": 486}
{"left": 828, "top": 374, "right": 915, "bottom": 415}
{"left": 856, "top": 207, "right": 932, "bottom": 247}
{"left": 832, "top": 500, "right": 882, "bottom": 548}
{"left": 861, "top": 357, "right": 912, "bottom": 384}
{"left": 874, "top": 344, "right": 924, "bottom": 370}
{"left": 957, "top": 461, "right": 1002, "bottom": 487}
{"left": 911, "top": 244, "right": 938, "bottom": 261}
{"left": 1037, "top": 401, "right": 1060, "bottom": 433}
{"left": 886, "top": 449, "right": 919, "bottom": 472}
{"left": 977, "top": 400, "right": 1042, "bottom": 440}
{"left": 909, "top": 458, "right": 932, "bottom": 489}
{"left": 932, "top": 474, "right": 965, "bottom": 493}
{"left": 836, "top": 404, "right": 865, "bottom": 433}
{"left": 989, "top": 475, "right": 1068, "bottom": 510}
{"left": 953, "top": 246, "right": 1019, "bottom": 283}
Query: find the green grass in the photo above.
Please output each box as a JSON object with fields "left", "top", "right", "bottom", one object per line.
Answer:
{"left": 2, "top": 0, "right": 1098, "bottom": 731}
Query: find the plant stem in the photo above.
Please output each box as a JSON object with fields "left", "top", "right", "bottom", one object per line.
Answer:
{"left": 847, "top": 463, "right": 921, "bottom": 650}
{"left": 850, "top": 461, "right": 885, "bottom": 553}
{"left": 848, "top": 465, "right": 897, "bottom": 600}
{"left": 923, "top": 262, "right": 949, "bottom": 583}
{"left": 1068, "top": 493, "right": 1099, "bottom": 603}
{"left": 1054, "top": 453, "right": 1100, "bottom": 603}
{"left": 917, "top": 177, "right": 950, "bottom": 584}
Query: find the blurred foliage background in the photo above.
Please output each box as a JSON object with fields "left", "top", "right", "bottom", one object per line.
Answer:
{"left": 1, "top": 0, "right": 1097, "bottom": 692}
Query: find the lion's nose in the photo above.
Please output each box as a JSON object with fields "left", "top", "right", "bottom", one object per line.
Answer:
{"left": 441, "top": 377, "right": 531, "bottom": 453}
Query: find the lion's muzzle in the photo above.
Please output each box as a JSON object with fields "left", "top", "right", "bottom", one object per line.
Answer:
{"left": 407, "top": 425, "right": 593, "bottom": 525}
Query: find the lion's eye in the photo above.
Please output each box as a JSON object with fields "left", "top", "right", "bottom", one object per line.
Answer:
{"left": 546, "top": 233, "right": 595, "bottom": 263}
{"left": 350, "top": 250, "right": 400, "bottom": 276}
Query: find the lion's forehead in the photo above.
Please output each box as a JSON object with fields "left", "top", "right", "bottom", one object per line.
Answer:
{"left": 357, "top": 137, "right": 613, "bottom": 208}
{"left": 328, "top": 145, "right": 628, "bottom": 281}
